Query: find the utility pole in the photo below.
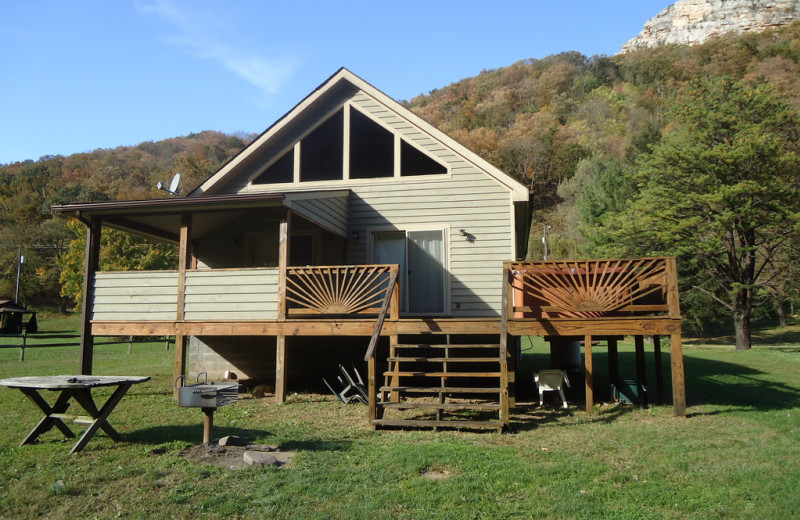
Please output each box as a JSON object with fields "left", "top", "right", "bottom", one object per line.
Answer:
{"left": 15, "top": 249, "right": 26, "bottom": 304}
{"left": 542, "top": 225, "right": 551, "bottom": 261}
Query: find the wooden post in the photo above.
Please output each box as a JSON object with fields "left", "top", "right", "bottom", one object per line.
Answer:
{"left": 653, "top": 335, "right": 665, "bottom": 404}
{"left": 79, "top": 218, "right": 102, "bottom": 375}
{"left": 666, "top": 257, "right": 680, "bottom": 318}
{"left": 508, "top": 334, "right": 517, "bottom": 408}
{"left": 275, "top": 210, "right": 290, "bottom": 404}
{"left": 176, "top": 214, "right": 192, "bottom": 321}
{"left": 275, "top": 336, "right": 287, "bottom": 403}
{"left": 584, "top": 334, "right": 593, "bottom": 413}
{"left": 499, "top": 266, "right": 511, "bottom": 424}
{"left": 173, "top": 214, "right": 192, "bottom": 399}
{"left": 670, "top": 333, "right": 686, "bottom": 416}
{"left": 19, "top": 330, "right": 27, "bottom": 362}
{"left": 368, "top": 355, "right": 377, "bottom": 426}
{"left": 127, "top": 335, "right": 133, "bottom": 355}
{"left": 634, "top": 335, "right": 646, "bottom": 386}
{"left": 607, "top": 337, "right": 619, "bottom": 385}
{"left": 277, "top": 211, "right": 290, "bottom": 321}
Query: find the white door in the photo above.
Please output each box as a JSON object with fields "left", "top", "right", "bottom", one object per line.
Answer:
{"left": 373, "top": 229, "right": 446, "bottom": 315}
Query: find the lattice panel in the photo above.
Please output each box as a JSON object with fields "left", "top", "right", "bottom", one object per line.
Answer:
{"left": 286, "top": 265, "right": 396, "bottom": 315}
{"left": 510, "top": 258, "right": 670, "bottom": 318}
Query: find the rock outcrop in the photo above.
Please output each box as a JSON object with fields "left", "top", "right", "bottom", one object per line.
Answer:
{"left": 621, "top": 0, "right": 800, "bottom": 53}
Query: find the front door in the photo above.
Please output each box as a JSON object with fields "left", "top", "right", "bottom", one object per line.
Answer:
{"left": 373, "top": 229, "right": 447, "bottom": 315}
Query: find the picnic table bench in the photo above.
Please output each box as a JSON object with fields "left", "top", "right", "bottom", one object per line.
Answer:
{"left": 0, "top": 375, "right": 149, "bottom": 453}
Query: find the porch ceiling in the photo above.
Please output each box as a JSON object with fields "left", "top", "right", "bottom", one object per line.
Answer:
{"left": 52, "top": 193, "right": 286, "bottom": 244}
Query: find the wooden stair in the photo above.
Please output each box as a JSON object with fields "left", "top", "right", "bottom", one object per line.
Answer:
{"left": 372, "top": 340, "right": 509, "bottom": 432}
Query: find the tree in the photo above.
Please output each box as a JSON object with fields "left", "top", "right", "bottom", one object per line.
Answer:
{"left": 589, "top": 76, "right": 800, "bottom": 349}
{"left": 58, "top": 219, "right": 178, "bottom": 310}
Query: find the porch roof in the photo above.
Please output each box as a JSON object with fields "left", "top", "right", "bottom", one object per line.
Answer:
{"left": 52, "top": 191, "right": 348, "bottom": 244}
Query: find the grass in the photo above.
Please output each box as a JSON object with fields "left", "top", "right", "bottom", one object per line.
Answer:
{"left": 0, "top": 317, "right": 798, "bottom": 519}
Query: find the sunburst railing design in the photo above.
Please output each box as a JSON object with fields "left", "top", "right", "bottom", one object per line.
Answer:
{"left": 286, "top": 265, "right": 398, "bottom": 317}
{"left": 509, "top": 258, "right": 671, "bottom": 318}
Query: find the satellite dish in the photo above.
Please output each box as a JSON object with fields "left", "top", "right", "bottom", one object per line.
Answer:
{"left": 169, "top": 173, "right": 181, "bottom": 195}
{"left": 156, "top": 173, "right": 181, "bottom": 196}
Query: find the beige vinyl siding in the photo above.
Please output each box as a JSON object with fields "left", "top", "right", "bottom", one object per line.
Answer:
{"left": 92, "top": 271, "right": 179, "bottom": 321}
{"left": 288, "top": 193, "right": 349, "bottom": 237}
{"left": 346, "top": 93, "right": 516, "bottom": 317}
{"left": 183, "top": 269, "right": 279, "bottom": 320}
{"left": 91, "top": 269, "right": 279, "bottom": 321}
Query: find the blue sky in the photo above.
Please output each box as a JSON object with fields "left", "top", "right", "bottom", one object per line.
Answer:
{"left": 0, "top": 1, "right": 671, "bottom": 164}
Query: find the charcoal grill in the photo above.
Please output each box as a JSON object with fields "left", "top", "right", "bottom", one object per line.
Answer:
{"left": 175, "top": 373, "right": 239, "bottom": 443}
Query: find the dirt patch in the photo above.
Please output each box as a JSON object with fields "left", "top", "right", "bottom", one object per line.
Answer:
{"left": 421, "top": 466, "right": 456, "bottom": 480}
{"left": 178, "top": 443, "right": 295, "bottom": 470}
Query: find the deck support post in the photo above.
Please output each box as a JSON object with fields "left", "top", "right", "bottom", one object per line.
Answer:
{"left": 607, "top": 337, "right": 619, "bottom": 386}
{"left": 173, "top": 335, "right": 187, "bottom": 399}
{"left": 634, "top": 335, "right": 647, "bottom": 389}
{"left": 275, "top": 336, "right": 287, "bottom": 403}
{"left": 79, "top": 217, "right": 102, "bottom": 375}
{"left": 584, "top": 334, "right": 593, "bottom": 413}
{"left": 653, "top": 335, "right": 664, "bottom": 404}
{"left": 670, "top": 333, "right": 686, "bottom": 416}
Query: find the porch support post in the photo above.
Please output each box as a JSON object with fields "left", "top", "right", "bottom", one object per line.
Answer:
{"left": 584, "top": 334, "right": 593, "bottom": 413}
{"left": 79, "top": 217, "right": 102, "bottom": 375}
{"left": 173, "top": 213, "right": 192, "bottom": 398}
{"left": 670, "top": 333, "right": 686, "bottom": 416}
{"left": 653, "top": 335, "right": 665, "bottom": 404}
{"left": 275, "top": 210, "right": 290, "bottom": 403}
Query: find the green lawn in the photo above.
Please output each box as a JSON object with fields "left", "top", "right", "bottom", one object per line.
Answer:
{"left": 0, "top": 317, "right": 798, "bottom": 519}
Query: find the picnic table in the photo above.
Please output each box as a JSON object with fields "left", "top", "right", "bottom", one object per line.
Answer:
{"left": 0, "top": 375, "right": 149, "bottom": 453}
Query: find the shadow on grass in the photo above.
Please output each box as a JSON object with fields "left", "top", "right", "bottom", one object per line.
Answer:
{"left": 684, "top": 356, "right": 800, "bottom": 415}
{"left": 279, "top": 439, "right": 353, "bottom": 452}
{"left": 127, "top": 425, "right": 272, "bottom": 446}
{"left": 517, "top": 345, "right": 800, "bottom": 424}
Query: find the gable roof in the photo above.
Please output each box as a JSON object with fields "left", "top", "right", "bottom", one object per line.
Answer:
{"left": 192, "top": 68, "right": 529, "bottom": 202}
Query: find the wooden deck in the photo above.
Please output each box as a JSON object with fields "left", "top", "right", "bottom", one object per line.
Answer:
{"left": 78, "top": 256, "right": 686, "bottom": 430}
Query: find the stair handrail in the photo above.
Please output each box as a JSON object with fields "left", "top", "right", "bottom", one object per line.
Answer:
{"left": 364, "top": 266, "right": 399, "bottom": 361}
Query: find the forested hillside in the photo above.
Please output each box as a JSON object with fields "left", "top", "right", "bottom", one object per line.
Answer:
{"left": 2, "top": 21, "right": 799, "bottom": 343}
{"left": 403, "top": 22, "right": 800, "bottom": 343}
{"left": 0, "top": 131, "right": 250, "bottom": 309}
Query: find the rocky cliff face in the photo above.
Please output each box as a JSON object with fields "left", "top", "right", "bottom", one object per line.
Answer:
{"left": 621, "top": 0, "right": 800, "bottom": 53}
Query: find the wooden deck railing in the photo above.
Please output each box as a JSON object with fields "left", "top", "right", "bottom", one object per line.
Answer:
{"left": 507, "top": 257, "right": 680, "bottom": 319}
{"left": 285, "top": 265, "right": 399, "bottom": 318}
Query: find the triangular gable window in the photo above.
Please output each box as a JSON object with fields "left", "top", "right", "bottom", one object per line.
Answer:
{"left": 401, "top": 140, "right": 447, "bottom": 176}
{"left": 251, "top": 105, "right": 448, "bottom": 185}
{"left": 253, "top": 148, "right": 293, "bottom": 184}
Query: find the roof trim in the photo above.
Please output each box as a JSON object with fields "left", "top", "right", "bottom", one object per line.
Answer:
{"left": 193, "top": 68, "right": 529, "bottom": 202}
{"left": 51, "top": 193, "right": 285, "bottom": 218}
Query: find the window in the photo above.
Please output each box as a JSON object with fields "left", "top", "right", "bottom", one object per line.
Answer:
{"left": 300, "top": 109, "right": 343, "bottom": 182}
{"left": 401, "top": 140, "right": 448, "bottom": 176}
{"left": 253, "top": 105, "right": 449, "bottom": 186}
{"left": 253, "top": 149, "right": 294, "bottom": 184}
{"left": 350, "top": 107, "right": 394, "bottom": 179}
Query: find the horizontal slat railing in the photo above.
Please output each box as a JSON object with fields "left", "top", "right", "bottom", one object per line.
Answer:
{"left": 507, "top": 257, "right": 677, "bottom": 319}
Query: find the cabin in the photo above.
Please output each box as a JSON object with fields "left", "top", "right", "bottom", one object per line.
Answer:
{"left": 53, "top": 68, "right": 685, "bottom": 431}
